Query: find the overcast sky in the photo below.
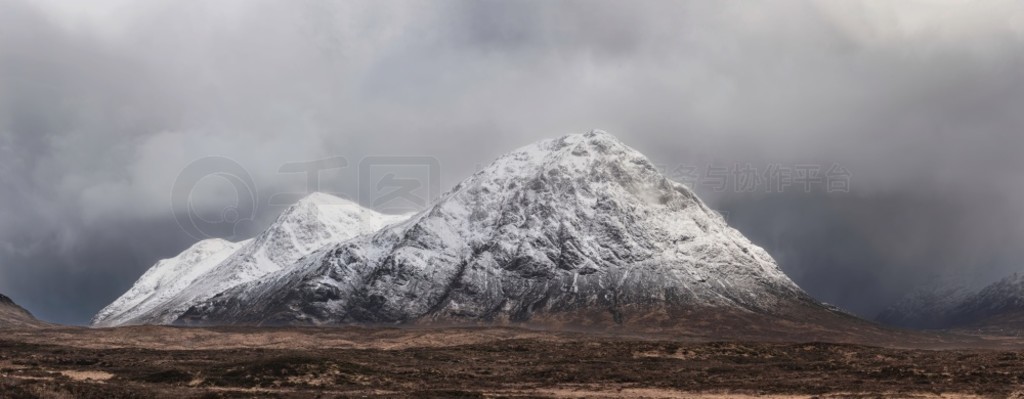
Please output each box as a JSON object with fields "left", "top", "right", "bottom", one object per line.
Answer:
{"left": 2, "top": 0, "right": 1024, "bottom": 325}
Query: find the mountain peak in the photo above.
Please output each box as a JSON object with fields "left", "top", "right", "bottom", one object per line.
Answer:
{"left": 464, "top": 130, "right": 657, "bottom": 195}
{"left": 279, "top": 192, "right": 388, "bottom": 226}
{"left": 93, "top": 193, "right": 410, "bottom": 327}
{"left": 536, "top": 129, "right": 630, "bottom": 156}
{"left": 179, "top": 131, "right": 816, "bottom": 328}
{"left": 553, "top": 129, "right": 621, "bottom": 147}
{"left": 295, "top": 192, "right": 356, "bottom": 206}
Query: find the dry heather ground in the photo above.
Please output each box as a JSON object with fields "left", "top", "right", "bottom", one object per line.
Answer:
{"left": 3, "top": 326, "right": 1024, "bottom": 398}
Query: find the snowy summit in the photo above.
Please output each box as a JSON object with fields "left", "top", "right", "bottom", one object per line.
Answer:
{"left": 92, "top": 193, "right": 409, "bottom": 327}
{"left": 176, "top": 130, "right": 833, "bottom": 328}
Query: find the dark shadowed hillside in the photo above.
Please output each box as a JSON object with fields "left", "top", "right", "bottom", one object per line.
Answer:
{"left": 0, "top": 293, "right": 47, "bottom": 329}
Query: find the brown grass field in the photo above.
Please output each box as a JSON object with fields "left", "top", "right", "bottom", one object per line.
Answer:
{"left": 3, "top": 325, "right": 1024, "bottom": 398}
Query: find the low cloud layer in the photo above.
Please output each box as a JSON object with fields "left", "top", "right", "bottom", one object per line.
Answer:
{"left": 1, "top": 0, "right": 1023, "bottom": 324}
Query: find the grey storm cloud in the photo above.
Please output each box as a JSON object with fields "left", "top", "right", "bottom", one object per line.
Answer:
{"left": 1, "top": 0, "right": 1024, "bottom": 324}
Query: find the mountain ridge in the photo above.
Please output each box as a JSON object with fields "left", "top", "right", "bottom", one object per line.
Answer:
{"left": 876, "top": 283, "right": 974, "bottom": 329}
{"left": 178, "top": 130, "right": 846, "bottom": 333}
{"left": 877, "top": 271, "right": 1024, "bottom": 333}
{"left": 92, "top": 193, "right": 409, "bottom": 327}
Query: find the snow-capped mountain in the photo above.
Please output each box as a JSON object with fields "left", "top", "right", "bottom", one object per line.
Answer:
{"left": 877, "top": 272, "right": 1024, "bottom": 332}
{"left": 179, "top": 130, "right": 832, "bottom": 329}
{"left": 875, "top": 283, "right": 974, "bottom": 329}
{"left": 946, "top": 273, "right": 1024, "bottom": 331}
{"left": 92, "top": 193, "right": 408, "bottom": 327}
{"left": 0, "top": 293, "right": 47, "bottom": 329}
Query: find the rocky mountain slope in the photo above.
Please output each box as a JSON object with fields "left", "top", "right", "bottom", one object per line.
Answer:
{"left": 179, "top": 130, "right": 848, "bottom": 332}
{"left": 92, "top": 193, "right": 408, "bottom": 327}
{"left": 0, "top": 293, "right": 47, "bottom": 329}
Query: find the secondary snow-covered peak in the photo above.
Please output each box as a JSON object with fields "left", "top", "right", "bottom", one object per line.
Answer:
{"left": 93, "top": 193, "right": 411, "bottom": 327}
{"left": 276, "top": 192, "right": 367, "bottom": 222}
{"left": 275, "top": 192, "right": 393, "bottom": 232}
{"left": 253, "top": 192, "right": 405, "bottom": 267}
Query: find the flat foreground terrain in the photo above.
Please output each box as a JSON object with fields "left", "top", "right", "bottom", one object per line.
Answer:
{"left": 2, "top": 326, "right": 1024, "bottom": 398}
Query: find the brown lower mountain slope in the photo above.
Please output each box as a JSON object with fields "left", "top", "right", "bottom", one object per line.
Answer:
{"left": 0, "top": 293, "right": 47, "bottom": 329}
{"left": 184, "top": 293, "right": 976, "bottom": 349}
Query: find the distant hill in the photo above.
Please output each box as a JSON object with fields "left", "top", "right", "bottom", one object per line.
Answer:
{"left": 878, "top": 272, "right": 1024, "bottom": 335}
{"left": 945, "top": 273, "right": 1024, "bottom": 334}
{"left": 0, "top": 293, "right": 47, "bottom": 329}
{"left": 876, "top": 283, "right": 974, "bottom": 329}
